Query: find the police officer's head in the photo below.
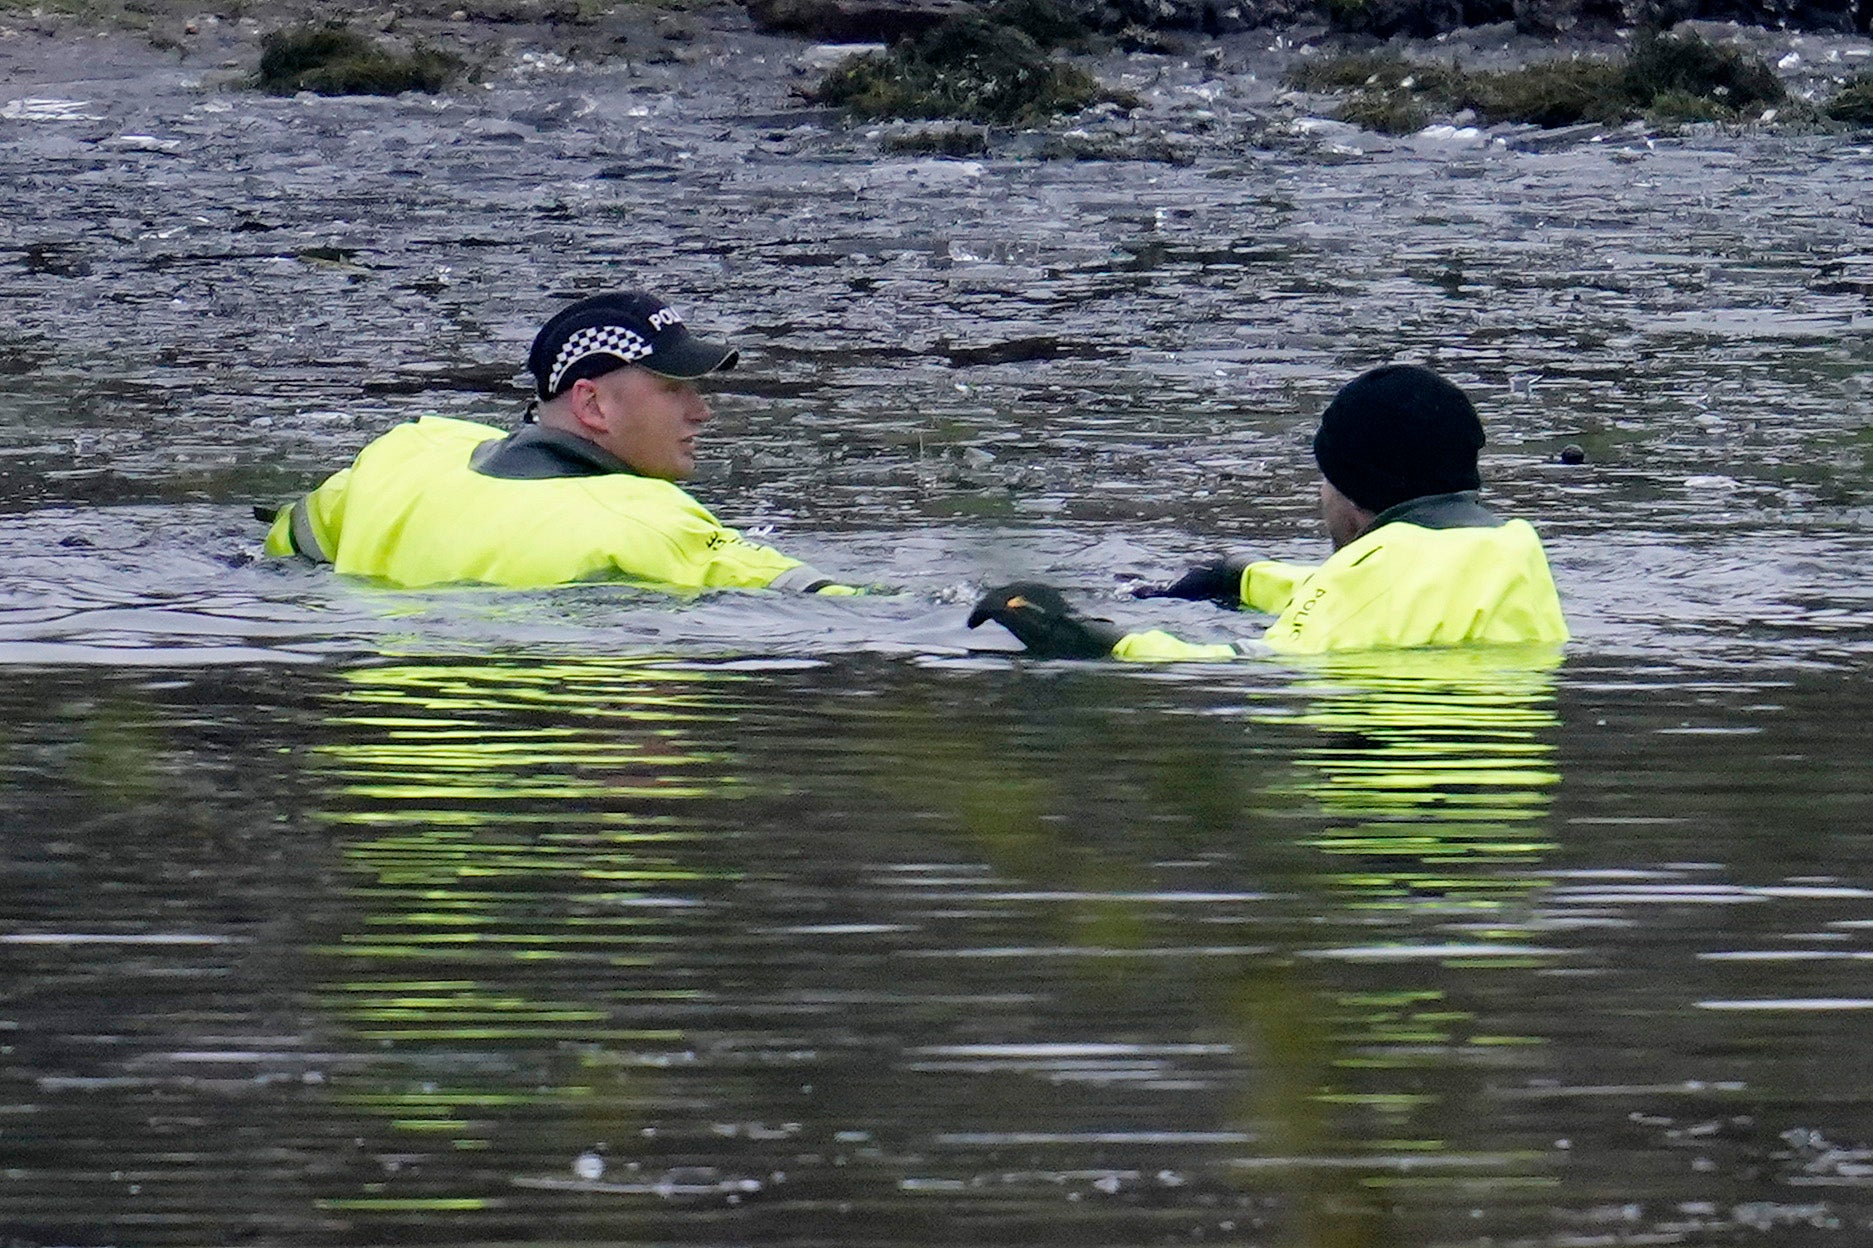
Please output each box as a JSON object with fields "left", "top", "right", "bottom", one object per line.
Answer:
{"left": 527, "top": 291, "right": 738, "bottom": 481}
{"left": 1312, "top": 364, "right": 1485, "bottom": 547}
{"left": 528, "top": 292, "right": 737, "bottom": 399}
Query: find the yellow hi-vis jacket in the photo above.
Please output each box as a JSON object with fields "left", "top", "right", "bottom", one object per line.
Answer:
{"left": 263, "top": 416, "right": 851, "bottom": 593}
{"left": 1112, "top": 493, "right": 1568, "bottom": 661}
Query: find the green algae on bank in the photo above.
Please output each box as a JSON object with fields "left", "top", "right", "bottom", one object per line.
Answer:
{"left": 807, "top": 0, "right": 1128, "bottom": 125}
{"left": 1826, "top": 72, "right": 1873, "bottom": 124}
{"left": 255, "top": 22, "right": 462, "bottom": 95}
{"left": 1333, "top": 88, "right": 1430, "bottom": 134}
{"left": 1291, "top": 29, "right": 1789, "bottom": 133}
{"left": 1283, "top": 49, "right": 1463, "bottom": 94}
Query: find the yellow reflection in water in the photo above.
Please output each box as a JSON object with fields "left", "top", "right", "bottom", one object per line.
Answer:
{"left": 1279, "top": 646, "right": 1563, "bottom": 916}
{"left": 308, "top": 657, "right": 746, "bottom": 1163}
{"left": 1246, "top": 647, "right": 1565, "bottom": 1239}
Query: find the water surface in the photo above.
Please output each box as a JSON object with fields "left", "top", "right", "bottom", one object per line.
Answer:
{"left": 3, "top": 26, "right": 1872, "bottom": 1247}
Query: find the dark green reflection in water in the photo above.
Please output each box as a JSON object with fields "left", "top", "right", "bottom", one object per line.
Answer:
{"left": 292, "top": 652, "right": 1564, "bottom": 1243}
{"left": 852, "top": 651, "right": 1564, "bottom": 1246}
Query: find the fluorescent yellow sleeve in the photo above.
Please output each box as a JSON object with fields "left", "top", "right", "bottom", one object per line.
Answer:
{"left": 1111, "top": 630, "right": 1242, "bottom": 662}
{"left": 262, "top": 508, "right": 294, "bottom": 556}
{"left": 263, "top": 466, "right": 351, "bottom": 561}
{"left": 1241, "top": 559, "right": 1314, "bottom": 614}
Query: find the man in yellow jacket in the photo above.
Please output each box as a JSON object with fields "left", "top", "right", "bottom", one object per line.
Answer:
{"left": 264, "top": 290, "right": 854, "bottom": 594}
{"left": 968, "top": 364, "right": 1568, "bottom": 660}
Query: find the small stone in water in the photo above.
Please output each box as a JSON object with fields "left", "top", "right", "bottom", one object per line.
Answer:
{"left": 1560, "top": 444, "right": 1586, "bottom": 465}
{"left": 574, "top": 1151, "right": 605, "bottom": 1181}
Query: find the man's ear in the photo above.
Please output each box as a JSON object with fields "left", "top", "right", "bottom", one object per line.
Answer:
{"left": 566, "top": 378, "right": 608, "bottom": 436}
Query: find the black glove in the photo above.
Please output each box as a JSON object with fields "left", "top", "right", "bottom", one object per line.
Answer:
{"left": 1132, "top": 555, "right": 1249, "bottom": 604}
{"left": 966, "top": 582, "right": 1126, "bottom": 659}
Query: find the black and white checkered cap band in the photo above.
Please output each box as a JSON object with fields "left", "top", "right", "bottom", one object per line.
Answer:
{"left": 547, "top": 324, "right": 653, "bottom": 395}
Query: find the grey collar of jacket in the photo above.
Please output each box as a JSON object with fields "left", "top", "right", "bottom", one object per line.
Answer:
{"left": 1365, "top": 490, "right": 1502, "bottom": 536}
{"left": 470, "top": 424, "right": 640, "bottom": 480}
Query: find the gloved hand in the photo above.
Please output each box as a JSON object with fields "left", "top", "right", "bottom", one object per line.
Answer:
{"left": 966, "top": 582, "right": 1126, "bottom": 659}
{"left": 1131, "top": 555, "right": 1249, "bottom": 604}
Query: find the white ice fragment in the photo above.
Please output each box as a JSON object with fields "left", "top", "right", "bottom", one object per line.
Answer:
{"left": 1417, "top": 124, "right": 1484, "bottom": 145}
{"left": 509, "top": 51, "right": 575, "bottom": 79}
{"left": 3, "top": 97, "right": 104, "bottom": 121}
{"left": 798, "top": 43, "right": 885, "bottom": 70}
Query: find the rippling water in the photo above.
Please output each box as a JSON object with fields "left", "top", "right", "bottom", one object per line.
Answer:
{"left": 3, "top": 23, "right": 1873, "bottom": 1247}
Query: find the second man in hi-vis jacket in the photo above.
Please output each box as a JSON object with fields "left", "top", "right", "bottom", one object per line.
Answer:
{"left": 968, "top": 364, "right": 1569, "bottom": 660}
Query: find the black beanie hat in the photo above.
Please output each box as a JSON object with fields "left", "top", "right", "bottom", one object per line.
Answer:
{"left": 1311, "top": 364, "right": 1484, "bottom": 514}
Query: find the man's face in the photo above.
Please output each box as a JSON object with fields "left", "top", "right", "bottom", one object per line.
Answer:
{"left": 1319, "top": 478, "right": 1370, "bottom": 550}
{"left": 586, "top": 365, "right": 713, "bottom": 480}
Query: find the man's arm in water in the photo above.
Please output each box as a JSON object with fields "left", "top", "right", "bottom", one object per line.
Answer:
{"left": 967, "top": 582, "right": 1252, "bottom": 662}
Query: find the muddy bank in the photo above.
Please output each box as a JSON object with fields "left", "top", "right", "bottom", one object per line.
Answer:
{"left": 3, "top": 0, "right": 1870, "bottom": 152}
{"left": 0, "top": 0, "right": 734, "bottom": 85}
{"left": 748, "top": 0, "right": 1872, "bottom": 41}
{"left": 0, "top": 0, "right": 1865, "bottom": 89}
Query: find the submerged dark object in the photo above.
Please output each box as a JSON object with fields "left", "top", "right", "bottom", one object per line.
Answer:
{"left": 1560, "top": 444, "right": 1587, "bottom": 465}
{"left": 255, "top": 23, "right": 461, "bottom": 96}
{"left": 880, "top": 124, "right": 991, "bottom": 155}
{"left": 746, "top": 0, "right": 971, "bottom": 40}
